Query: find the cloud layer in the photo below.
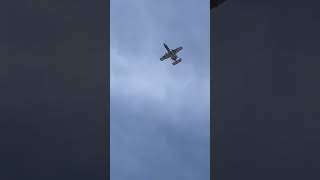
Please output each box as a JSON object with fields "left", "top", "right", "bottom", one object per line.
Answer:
{"left": 111, "top": 0, "right": 210, "bottom": 179}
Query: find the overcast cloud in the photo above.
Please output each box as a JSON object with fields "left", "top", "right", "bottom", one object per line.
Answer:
{"left": 110, "top": 0, "right": 210, "bottom": 179}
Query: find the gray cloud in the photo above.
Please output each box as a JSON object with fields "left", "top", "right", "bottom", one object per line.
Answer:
{"left": 111, "top": 0, "right": 210, "bottom": 179}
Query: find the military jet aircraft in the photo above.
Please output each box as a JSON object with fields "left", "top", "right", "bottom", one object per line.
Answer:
{"left": 160, "top": 43, "right": 183, "bottom": 65}
{"left": 211, "top": 0, "right": 226, "bottom": 11}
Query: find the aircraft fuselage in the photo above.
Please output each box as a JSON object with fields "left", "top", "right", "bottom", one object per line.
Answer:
{"left": 164, "top": 43, "right": 178, "bottom": 60}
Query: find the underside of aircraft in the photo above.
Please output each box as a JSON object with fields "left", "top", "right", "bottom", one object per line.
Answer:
{"left": 160, "top": 43, "right": 183, "bottom": 66}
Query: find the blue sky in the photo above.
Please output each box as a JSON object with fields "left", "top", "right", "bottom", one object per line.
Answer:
{"left": 110, "top": 0, "right": 210, "bottom": 179}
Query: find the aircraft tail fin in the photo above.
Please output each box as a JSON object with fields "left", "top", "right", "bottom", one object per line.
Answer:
{"left": 172, "top": 58, "right": 182, "bottom": 65}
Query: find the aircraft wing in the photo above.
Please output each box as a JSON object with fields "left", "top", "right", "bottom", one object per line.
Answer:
{"left": 172, "top": 47, "right": 183, "bottom": 54}
{"left": 160, "top": 53, "right": 170, "bottom": 61}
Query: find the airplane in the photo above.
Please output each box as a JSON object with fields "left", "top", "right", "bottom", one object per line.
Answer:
{"left": 160, "top": 43, "right": 183, "bottom": 65}
{"left": 211, "top": 0, "right": 226, "bottom": 11}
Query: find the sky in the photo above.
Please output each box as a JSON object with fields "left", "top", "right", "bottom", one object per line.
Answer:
{"left": 2, "top": 1, "right": 320, "bottom": 179}
{"left": 110, "top": 0, "right": 210, "bottom": 179}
